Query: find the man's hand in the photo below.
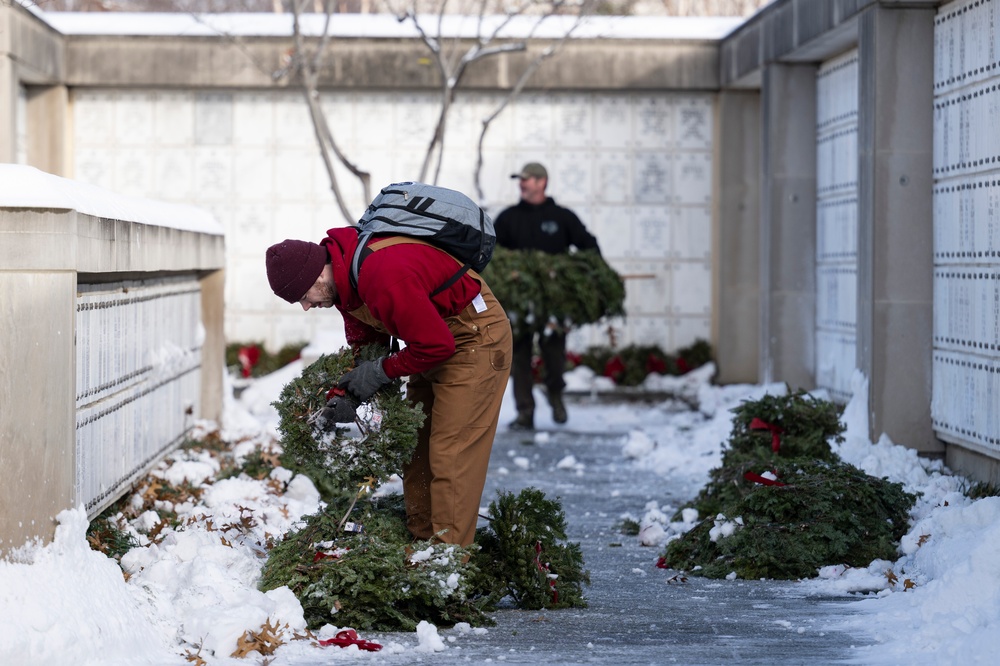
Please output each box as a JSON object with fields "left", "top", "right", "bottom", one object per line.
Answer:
{"left": 338, "top": 357, "right": 391, "bottom": 403}
{"left": 319, "top": 390, "right": 360, "bottom": 427}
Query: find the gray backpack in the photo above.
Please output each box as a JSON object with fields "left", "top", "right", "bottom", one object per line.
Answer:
{"left": 349, "top": 182, "right": 496, "bottom": 296}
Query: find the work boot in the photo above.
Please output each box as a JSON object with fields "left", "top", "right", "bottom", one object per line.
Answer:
{"left": 550, "top": 393, "right": 567, "bottom": 424}
{"left": 510, "top": 410, "right": 534, "bottom": 431}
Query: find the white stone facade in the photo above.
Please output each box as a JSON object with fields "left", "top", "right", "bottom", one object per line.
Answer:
{"left": 72, "top": 88, "right": 713, "bottom": 354}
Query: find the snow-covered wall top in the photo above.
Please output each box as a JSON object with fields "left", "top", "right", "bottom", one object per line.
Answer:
{"left": 0, "top": 165, "right": 223, "bottom": 236}
{"left": 33, "top": 10, "right": 743, "bottom": 41}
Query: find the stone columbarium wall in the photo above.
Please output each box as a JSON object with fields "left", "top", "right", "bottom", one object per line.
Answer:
{"left": 0, "top": 165, "right": 225, "bottom": 552}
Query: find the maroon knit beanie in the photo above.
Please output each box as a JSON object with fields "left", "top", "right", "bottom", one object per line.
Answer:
{"left": 266, "top": 239, "right": 328, "bottom": 304}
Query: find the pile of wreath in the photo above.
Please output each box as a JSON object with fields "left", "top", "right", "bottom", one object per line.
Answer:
{"left": 480, "top": 247, "right": 625, "bottom": 338}
{"left": 263, "top": 346, "right": 589, "bottom": 630}
{"left": 660, "top": 391, "right": 916, "bottom": 580}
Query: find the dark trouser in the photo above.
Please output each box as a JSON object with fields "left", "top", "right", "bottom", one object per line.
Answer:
{"left": 511, "top": 329, "right": 567, "bottom": 415}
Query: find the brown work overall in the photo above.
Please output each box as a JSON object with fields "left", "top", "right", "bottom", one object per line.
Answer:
{"left": 347, "top": 238, "right": 512, "bottom": 546}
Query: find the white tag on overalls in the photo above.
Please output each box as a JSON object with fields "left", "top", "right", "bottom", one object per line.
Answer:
{"left": 471, "top": 293, "right": 487, "bottom": 313}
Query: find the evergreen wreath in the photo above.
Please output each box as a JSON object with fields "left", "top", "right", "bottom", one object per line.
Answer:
{"left": 662, "top": 459, "right": 916, "bottom": 580}
{"left": 259, "top": 488, "right": 589, "bottom": 630}
{"left": 259, "top": 494, "right": 488, "bottom": 632}
{"left": 675, "top": 390, "right": 845, "bottom": 520}
{"left": 472, "top": 487, "right": 590, "bottom": 610}
{"left": 272, "top": 344, "right": 424, "bottom": 499}
{"left": 574, "top": 339, "right": 714, "bottom": 386}
{"left": 481, "top": 247, "right": 626, "bottom": 338}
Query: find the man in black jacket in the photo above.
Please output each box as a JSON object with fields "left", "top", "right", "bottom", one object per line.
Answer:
{"left": 494, "top": 162, "right": 601, "bottom": 430}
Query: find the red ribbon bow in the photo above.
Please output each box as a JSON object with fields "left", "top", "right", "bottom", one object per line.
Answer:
{"left": 237, "top": 345, "right": 260, "bottom": 378}
{"left": 319, "top": 629, "right": 382, "bottom": 652}
{"left": 603, "top": 356, "right": 626, "bottom": 383}
{"left": 749, "top": 417, "right": 784, "bottom": 453}
{"left": 534, "top": 541, "right": 559, "bottom": 604}
{"left": 743, "top": 471, "right": 786, "bottom": 487}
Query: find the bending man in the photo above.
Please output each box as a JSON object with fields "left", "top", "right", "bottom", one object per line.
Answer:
{"left": 265, "top": 226, "right": 512, "bottom": 547}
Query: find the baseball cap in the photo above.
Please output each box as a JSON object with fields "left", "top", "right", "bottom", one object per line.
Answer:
{"left": 511, "top": 162, "right": 548, "bottom": 180}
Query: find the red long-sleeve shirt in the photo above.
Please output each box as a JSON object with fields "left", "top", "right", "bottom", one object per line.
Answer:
{"left": 321, "top": 227, "right": 483, "bottom": 378}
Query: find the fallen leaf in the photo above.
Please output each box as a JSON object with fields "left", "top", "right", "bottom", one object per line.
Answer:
{"left": 261, "top": 450, "right": 282, "bottom": 468}
{"left": 184, "top": 647, "right": 207, "bottom": 665}
{"left": 147, "top": 519, "right": 168, "bottom": 543}
{"left": 231, "top": 619, "right": 285, "bottom": 657}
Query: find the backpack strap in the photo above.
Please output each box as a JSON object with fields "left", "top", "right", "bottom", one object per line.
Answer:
{"left": 349, "top": 235, "right": 472, "bottom": 298}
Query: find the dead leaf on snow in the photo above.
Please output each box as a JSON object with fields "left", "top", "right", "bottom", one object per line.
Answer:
{"left": 142, "top": 480, "right": 164, "bottom": 504}
{"left": 261, "top": 449, "right": 282, "bottom": 469}
{"left": 231, "top": 619, "right": 285, "bottom": 658}
{"left": 184, "top": 647, "right": 207, "bottom": 665}
{"left": 147, "top": 519, "right": 169, "bottom": 543}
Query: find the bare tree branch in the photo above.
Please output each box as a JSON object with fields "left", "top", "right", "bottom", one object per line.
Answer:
{"left": 287, "top": 0, "right": 371, "bottom": 220}
{"left": 392, "top": 0, "right": 587, "bottom": 186}
{"left": 472, "top": 4, "right": 592, "bottom": 200}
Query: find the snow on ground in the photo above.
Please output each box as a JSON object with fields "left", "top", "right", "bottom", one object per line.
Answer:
{"left": 2, "top": 363, "right": 999, "bottom": 664}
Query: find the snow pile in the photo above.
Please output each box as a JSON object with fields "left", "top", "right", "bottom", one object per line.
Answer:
{"left": 1, "top": 507, "right": 176, "bottom": 666}
{"left": 413, "top": 620, "right": 447, "bottom": 653}
{"left": 1, "top": 420, "right": 324, "bottom": 663}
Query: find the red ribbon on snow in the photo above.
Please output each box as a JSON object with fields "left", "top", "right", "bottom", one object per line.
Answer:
{"left": 743, "top": 471, "right": 786, "bottom": 487}
{"left": 655, "top": 556, "right": 669, "bottom": 569}
{"left": 319, "top": 629, "right": 382, "bottom": 652}
{"left": 750, "top": 417, "right": 784, "bottom": 453}
{"left": 534, "top": 541, "right": 559, "bottom": 604}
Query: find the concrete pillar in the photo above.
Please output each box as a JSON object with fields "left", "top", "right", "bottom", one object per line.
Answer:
{"left": 26, "top": 85, "right": 70, "bottom": 176}
{"left": 0, "top": 271, "right": 76, "bottom": 552}
{"left": 759, "top": 64, "right": 817, "bottom": 389}
{"left": 0, "top": 48, "right": 14, "bottom": 163}
{"left": 713, "top": 89, "right": 761, "bottom": 385}
{"left": 857, "top": 7, "right": 939, "bottom": 455}
{"left": 200, "top": 268, "right": 227, "bottom": 424}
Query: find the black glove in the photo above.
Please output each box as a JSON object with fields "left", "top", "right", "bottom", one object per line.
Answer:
{"left": 338, "top": 357, "right": 391, "bottom": 403}
{"left": 319, "top": 392, "right": 360, "bottom": 427}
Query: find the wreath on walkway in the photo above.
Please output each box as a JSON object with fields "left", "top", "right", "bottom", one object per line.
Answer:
{"left": 259, "top": 488, "right": 589, "bottom": 631}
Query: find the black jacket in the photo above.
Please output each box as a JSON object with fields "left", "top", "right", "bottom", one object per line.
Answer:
{"left": 494, "top": 197, "right": 600, "bottom": 255}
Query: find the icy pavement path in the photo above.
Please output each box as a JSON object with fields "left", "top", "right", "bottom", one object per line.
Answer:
{"left": 419, "top": 425, "right": 868, "bottom": 665}
{"left": 290, "top": 419, "right": 870, "bottom": 665}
